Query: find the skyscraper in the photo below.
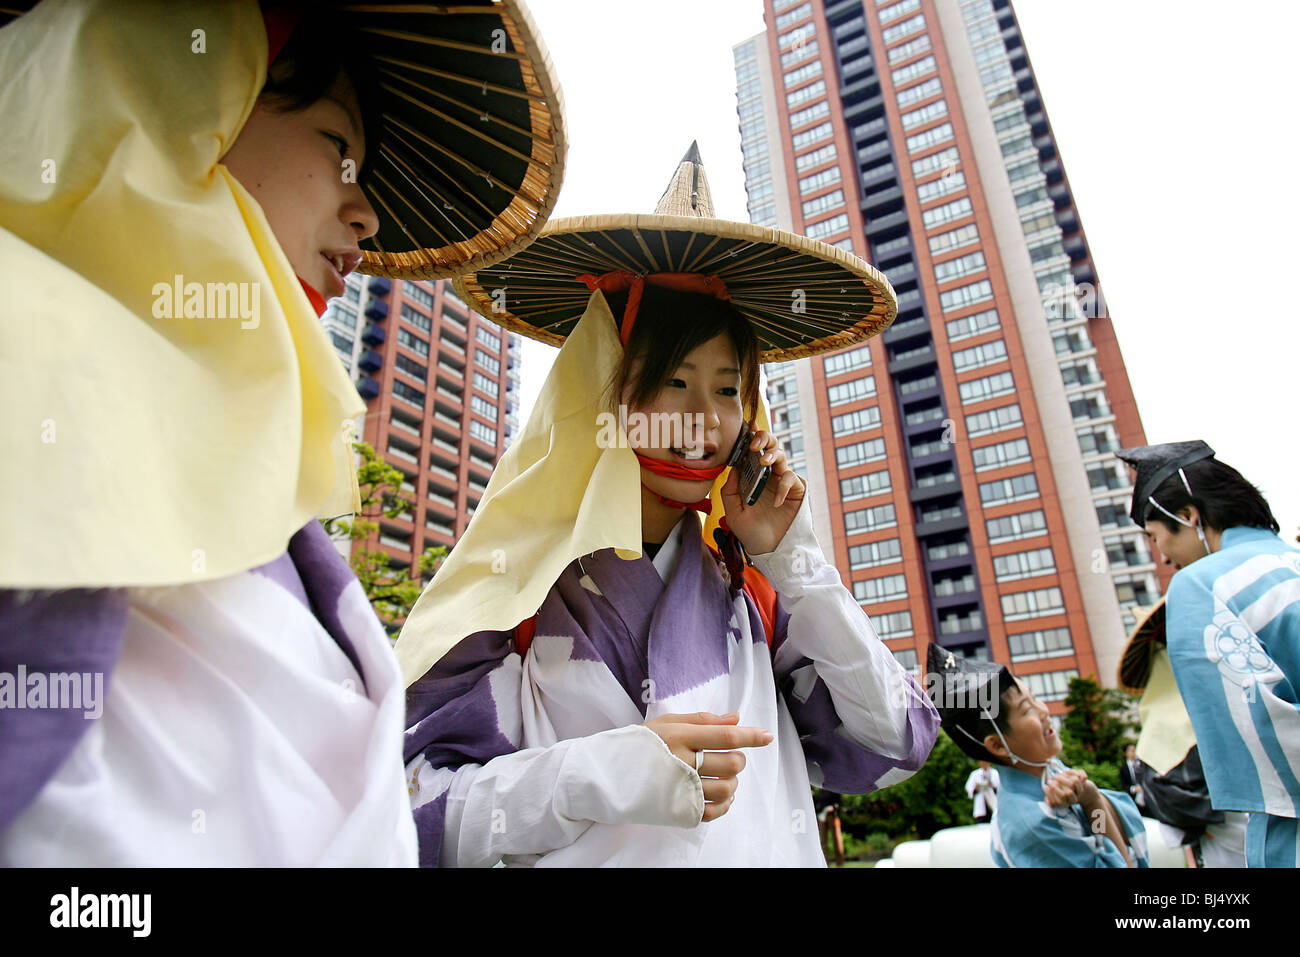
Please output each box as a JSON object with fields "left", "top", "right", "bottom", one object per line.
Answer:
{"left": 734, "top": 0, "right": 1167, "bottom": 706}
{"left": 321, "top": 273, "right": 520, "bottom": 590}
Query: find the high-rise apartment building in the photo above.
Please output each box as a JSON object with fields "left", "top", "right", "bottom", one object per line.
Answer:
{"left": 734, "top": 0, "right": 1167, "bottom": 704}
{"left": 321, "top": 273, "right": 520, "bottom": 588}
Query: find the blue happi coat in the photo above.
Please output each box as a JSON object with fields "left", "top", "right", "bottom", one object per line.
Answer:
{"left": 1165, "top": 525, "right": 1300, "bottom": 867}
{"left": 990, "top": 764, "right": 1149, "bottom": 868}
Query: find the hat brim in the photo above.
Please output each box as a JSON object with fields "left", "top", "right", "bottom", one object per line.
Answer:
{"left": 452, "top": 214, "right": 898, "bottom": 362}
{"left": 1117, "top": 597, "right": 1167, "bottom": 694}
{"left": 347, "top": 0, "right": 566, "bottom": 279}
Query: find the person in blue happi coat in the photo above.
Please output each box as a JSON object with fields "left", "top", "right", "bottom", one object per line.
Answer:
{"left": 926, "top": 643, "right": 1148, "bottom": 868}
{"left": 1117, "top": 442, "right": 1300, "bottom": 867}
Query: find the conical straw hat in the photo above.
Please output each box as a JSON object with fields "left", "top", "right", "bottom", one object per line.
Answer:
{"left": 453, "top": 142, "right": 896, "bottom": 362}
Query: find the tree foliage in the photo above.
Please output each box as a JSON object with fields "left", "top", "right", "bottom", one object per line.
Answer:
{"left": 1056, "top": 675, "right": 1136, "bottom": 792}
{"left": 320, "top": 440, "right": 447, "bottom": 631}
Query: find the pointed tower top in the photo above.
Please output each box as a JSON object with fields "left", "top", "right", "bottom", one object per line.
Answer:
{"left": 654, "top": 140, "right": 714, "bottom": 218}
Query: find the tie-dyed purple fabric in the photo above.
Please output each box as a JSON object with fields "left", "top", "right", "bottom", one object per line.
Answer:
{"left": 0, "top": 520, "right": 374, "bottom": 834}
{"left": 404, "top": 520, "right": 934, "bottom": 866}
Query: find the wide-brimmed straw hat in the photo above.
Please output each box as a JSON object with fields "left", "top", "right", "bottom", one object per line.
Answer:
{"left": 1, "top": 0, "right": 566, "bottom": 281}
{"left": 453, "top": 142, "right": 896, "bottom": 362}
{"left": 1117, "top": 597, "right": 1167, "bottom": 695}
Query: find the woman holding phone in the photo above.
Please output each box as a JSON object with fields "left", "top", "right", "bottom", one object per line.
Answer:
{"left": 398, "top": 145, "right": 940, "bottom": 867}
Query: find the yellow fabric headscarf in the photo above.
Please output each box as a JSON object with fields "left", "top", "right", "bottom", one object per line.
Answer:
{"left": 1135, "top": 646, "right": 1199, "bottom": 776}
{"left": 394, "top": 289, "right": 770, "bottom": 685}
{"left": 0, "top": 0, "right": 364, "bottom": 588}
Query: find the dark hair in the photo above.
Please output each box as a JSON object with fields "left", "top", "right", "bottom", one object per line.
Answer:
{"left": 259, "top": 9, "right": 380, "bottom": 178}
{"left": 605, "top": 285, "right": 761, "bottom": 419}
{"left": 1143, "top": 458, "right": 1279, "bottom": 535}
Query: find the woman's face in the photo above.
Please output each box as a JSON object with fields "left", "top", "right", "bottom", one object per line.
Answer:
{"left": 220, "top": 72, "right": 379, "bottom": 299}
{"left": 626, "top": 332, "right": 746, "bottom": 506}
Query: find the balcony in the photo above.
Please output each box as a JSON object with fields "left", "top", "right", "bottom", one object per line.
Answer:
{"left": 914, "top": 513, "right": 969, "bottom": 538}
{"left": 888, "top": 344, "right": 936, "bottom": 375}
{"left": 434, "top": 410, "right": 461, "bottom": 431}
{"left": 440, "top": 339, "right": 466, "bottom": 358}
{"left": 435, "top": 386, "right": 463, "bottom": 405}
{"left": 358, "top": 349, "right": 383, "bottom": 373}
{"left": 361, "top": 324, "right": 386, "bottom": 345}
{"left": 425, "top": 520, "right": 455, "bottom": 540}
{"left": 427, "top": 491, "right": 456, "bottom": 512}
{"left": 437, "top": 361, "right": 464, "bottom": 381}
{"left": 385, "top": 445, "right": 417, "bottom": 465}
{"left": 379, "top": 534, "right": 411, "bottom": 552}
{"left": 442, "top": 313, "right": 467, "bottom": 334}
{"left": 910, "top": 477, "right": 961, "bottom": 502}
{"left": 367, "top": 276, "right": 392, "bottom": 298}
{"left": 428, "top": 463, "right": 458, "bottom": 486}
{"left": 432, "top": 436, "right": 460, "bottom": 457}
{"left": 357, "top": 376, "right": 380, "bottom": 399}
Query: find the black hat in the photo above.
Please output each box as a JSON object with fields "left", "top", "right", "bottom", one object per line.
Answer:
{"left": 1116, "top": 441, "right": 1215, "bottom": 527}
{"left": 924, "top": 643, "right": 1017, "bottom": 762}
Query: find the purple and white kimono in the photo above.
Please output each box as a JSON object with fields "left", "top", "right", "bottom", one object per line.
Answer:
{"left": 0, "top": 522, "right": 417, "bottom": 866}
{"left": 405, "top": 501, "right": 940, "bottom": 867}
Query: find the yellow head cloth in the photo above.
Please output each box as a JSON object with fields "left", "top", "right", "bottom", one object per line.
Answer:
{"left": 394, "top": 289, "right": 772, "bottom": 685}
{"left": 1135, "top": 646, "right": 1199, "bottom": 776}
{"left": 0, "top": 0, "right": 364, "bottom": 588}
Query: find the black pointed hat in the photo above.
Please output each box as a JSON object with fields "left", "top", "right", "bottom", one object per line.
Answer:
{"left": 924, "top": 643, "right": 1017, "bottom": 762}
{"left": 1115, "top": 441, "right": 1215, "bottom": 526}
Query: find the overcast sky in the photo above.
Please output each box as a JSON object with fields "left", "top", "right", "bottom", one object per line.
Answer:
{"left": 514, "top": 0, "right": 1300, "bottom": 538}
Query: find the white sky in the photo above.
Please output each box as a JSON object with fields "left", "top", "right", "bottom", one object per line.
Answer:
{"left": 515, "top": 0, "right": 1300, "bottom": 538}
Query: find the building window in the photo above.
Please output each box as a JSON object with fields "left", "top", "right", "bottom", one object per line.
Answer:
{"left": 854, "top": 573, "right": 908, "bottom": 603}
{"left": 827, "top": 375, "right": 876, "bottom": 405}
{"left": 907, "top": 122, "right": 955, "bottom": 155}
{"left": 945, "top": 307, "right": 999, "bottom": 341}
{"left": 887, "top": 34, "right": 931, "bottom": 65}
{"left": 952, "top": 337, "right": 1007, "bottom": 371}
{"left": 971, "top": 436, "right": 1031, "bottom": 471}
{"left": 472, "top": 371, "right": 499, "bottom": 399}
{"left": 940, "top": 279, "right": 994, "bottom": 313}
{"left": 878, "top": 0, "right": 920, "bottom": 24}
{"left": 959, "top": 370, "right": 1015, "bottom": 405}
{"left": 1008, "top": 628, "right": 1074, "bottom": 663}
{"left": 831, "top": 406, "right": 882, "bottom": 435}
{"left": 1000, "top": 586, "right": 1065, "bottom": 622}
{"left": 468, "top": 419, "right": 497, "bottom": 447}
{"left": 912, "top": 146, "right": 959, "bottom": 180}
{"left": 836, "top": 437, "right": 887, "bottom": 469}
{"left": 775, "top": 1, "right": 811, "bottom": 30}
{"left": 398, "top": 327, "right": 429, "bottom": 358}
{"left": 917, "top": 171, "right": 967, "bottom": 204}
{"left": 404, "top": 283, "right": 434, "bottom": 309}
{"left": 780, "top": 39, "right": 819, "bottom": 70}
{"left": 786, "top": 79, "right": 826, "bottom": 108}
{"left": 795, "top": 144, "right": 837, "bottom": 172}
{"left": 806, "top": 214, "right": 850, "bottom": 240}
{"left": 783, "top": 60, "right": 823, "bottom": 89}
{"left": 881, "top": 13, "right": 926, "bottom": 45}
{"left": 475, "top": 325, "right": 500, "bottom": 349}
{"left": 799, "top": 166, "right": 842, "bottom": 195}
{"left": 849, "top": 537, "right": 902, "bottom": 569}
{"left": 392, "top": 380, "right": 425, "bottom": 409}
{"left": 965, "top": 402, "right": 1023, "bottom": 439}
{"left": 789, "top": 99, "right": 830, "bottom": 129}
{"left": 846, "top": 503, "right": 897, "bottom": 534}
{"left": 470, "top": 395, "right": 496, "bottom": 420}
{"left": 933, "top": 250, "right": 986, "bottom": 283}
{"left": 893, "top": 56, "right": 937, "bottom": 90}
{"left": 823, "top": 345, "right": 872, "bottom": 376}
{"left": 401, "top": 303, "right": 431, "bottom": 333}
{"left": 792, "top": 121, "right": 833, "bottom": 150}
{"left": 841, "top": 469, "right": 892, "bottom": 501}
{"left": 1020, "top": 669, "right": 1077, "bottom": 702}
{"left": 873, "top": 610, "right": 914, "bottom": 639}
{"left": 802, "top": 189, "right": 845, "bottom": 218}
{"left": 476, "top": 348, "right": 500, "bottom": 376}
{"left": 994, "top": 547, "right": 1057, "bottom": 582}
{"left": 897, "top": 76, "right": 943, "bottom": 109}
{"left": 986, "top": 509, "right": 1047, "bottom": 544}
{"left": 979, "top": 470, "right": 1039, "bottom": 506}
{"left": 920, "top": 194, "right": 971, "bottom": 228}
{"left": 901, "top": 98, "right": 948, "bottom": 131}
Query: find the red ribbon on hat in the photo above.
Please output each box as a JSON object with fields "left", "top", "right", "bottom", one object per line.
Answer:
{"left": 576, "top": 271, "right": 729, "bottom": 345}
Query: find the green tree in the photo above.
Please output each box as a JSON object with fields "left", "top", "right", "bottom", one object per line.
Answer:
{"left": 829, "top": 731, "right": 976, "bottom": 843}
{"left": 320, "top": 440, "right": 447, "bottom": 631}
{"left": 1058, "top": 675, "right": 1135, "bottom": 791}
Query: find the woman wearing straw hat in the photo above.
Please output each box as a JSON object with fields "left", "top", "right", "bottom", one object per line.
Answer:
{"left": 0, "top": 0, "right": 563, "bottom": 865}
{"left": 399, "top": 145, "right": 940, "bottom": 867}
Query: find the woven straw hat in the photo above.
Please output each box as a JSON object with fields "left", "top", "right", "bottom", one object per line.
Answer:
{"left": 453, "top": 142, "right": 896, "bottom": 361}
{"left": 1117, "top": 597, "right": 1167, "bottom": 695}
{"left": 0, "top": 0, "right": 566, "bottom": 281}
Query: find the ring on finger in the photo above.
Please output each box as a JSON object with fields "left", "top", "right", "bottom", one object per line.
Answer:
{"left": 695, "top": 749, "right": 706, "bottom": 772}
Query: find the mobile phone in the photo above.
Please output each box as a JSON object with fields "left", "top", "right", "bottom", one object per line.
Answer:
{"left": 727, "top": 421, "right": 771, "bottom": 507}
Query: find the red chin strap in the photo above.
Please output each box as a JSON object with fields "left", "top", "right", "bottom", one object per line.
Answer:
{"left": 635, "top": 452, "right": 723, "bottom": 515}
{"left": 298, "top": 277, "right": 327, "bottom": 317}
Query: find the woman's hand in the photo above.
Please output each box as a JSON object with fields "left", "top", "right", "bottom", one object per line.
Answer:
{"left": 644, "top": 712, "right": 773, "bottom": 822}
{"left": 720, "top": 429, "right": 806, "bottom": 556}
